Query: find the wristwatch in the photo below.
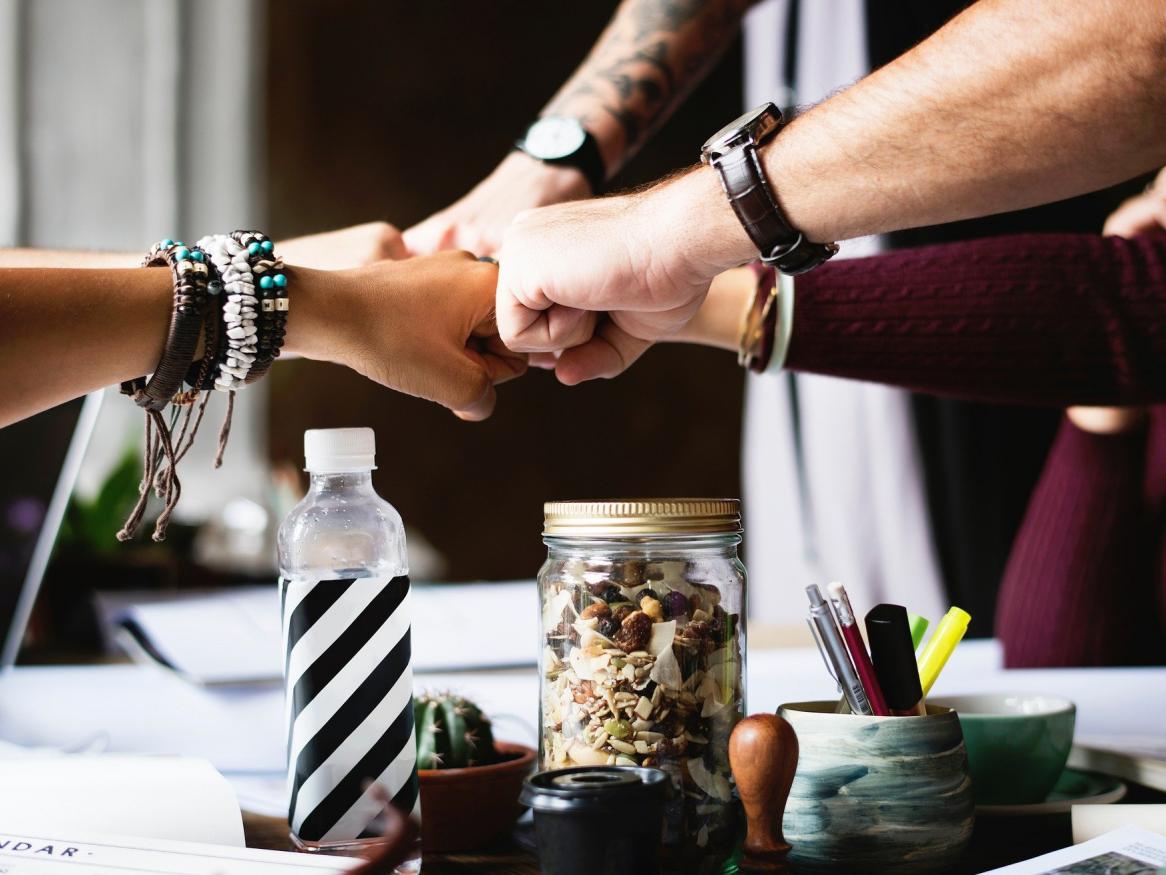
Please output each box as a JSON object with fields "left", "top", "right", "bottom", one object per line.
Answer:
{"left": 701, "top": 103, "right": 838, "bottom": 275}
{"left": 517, "top": 117, "right": 606, "bottom": 195}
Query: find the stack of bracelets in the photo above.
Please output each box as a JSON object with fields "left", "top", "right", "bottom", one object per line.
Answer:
{"left": 118, "top": 231, "right": 288, "bottom": 542}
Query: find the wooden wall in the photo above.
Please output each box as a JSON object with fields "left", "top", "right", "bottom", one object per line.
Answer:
{"left": 265, "top": 2, "right": 745, "bottom": 580}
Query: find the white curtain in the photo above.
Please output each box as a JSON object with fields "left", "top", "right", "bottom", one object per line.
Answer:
{"left": 0, "top": 0, "right": 270, "bottom": 523}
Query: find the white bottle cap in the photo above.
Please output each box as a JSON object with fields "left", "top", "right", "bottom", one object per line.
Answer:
{"left": 303, "top": 427, "right": 377, "bottom": 473}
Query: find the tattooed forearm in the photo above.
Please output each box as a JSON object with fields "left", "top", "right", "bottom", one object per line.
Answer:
{"left": 543, "top": 0, "right": 753, "bottom": 175}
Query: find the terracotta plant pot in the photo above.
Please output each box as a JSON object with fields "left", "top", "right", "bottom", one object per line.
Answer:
{"left": 418, "top": 741, "right": 537, "bottom": 854}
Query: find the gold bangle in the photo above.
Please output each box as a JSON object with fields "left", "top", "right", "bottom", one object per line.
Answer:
{"left": 738, "top": 272, "right": 778, "bottom": 371}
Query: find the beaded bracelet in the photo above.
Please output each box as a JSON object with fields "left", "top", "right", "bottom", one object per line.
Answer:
{"left": 197, "top": 232, "right": 260, "bottom": 390}
{"left": 229, "top": 230, "right": 288, "bottom": 385}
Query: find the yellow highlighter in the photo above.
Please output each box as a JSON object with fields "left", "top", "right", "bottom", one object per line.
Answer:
{"left": 917, "top": 606, "right": 971, "bottom": 696}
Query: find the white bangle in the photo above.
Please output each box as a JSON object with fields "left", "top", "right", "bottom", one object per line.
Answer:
{"left": 198, "top": 233, "right": 258, "bottom": 390}
{"left": 764, "top": 271, "right": 795, "bottom": 375}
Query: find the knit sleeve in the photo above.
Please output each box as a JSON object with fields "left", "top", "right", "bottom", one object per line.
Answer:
{"left": 784, "top": 231, "right": 1166, "bottom": 406}
{"left": 994, "top": 416, "right": 1159, "bottom": 667}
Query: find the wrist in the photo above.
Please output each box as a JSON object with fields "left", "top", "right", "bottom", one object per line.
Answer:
{"left": 670, "top": 267, "right": 754, "bottom": 351}
{"left": 646, "top": 165, "right": 757, "bottom": 280}
{"left": 497, "top": 149, "right": 593, "bottom": 203}
{"left": 283, "top": 265, "right": 345, "bottom": 362}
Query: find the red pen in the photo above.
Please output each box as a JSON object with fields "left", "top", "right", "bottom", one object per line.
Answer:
{"left": 826, "top": 582, "right": 890, "bottom": 716}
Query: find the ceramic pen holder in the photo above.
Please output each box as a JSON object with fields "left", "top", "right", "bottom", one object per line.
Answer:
{"left": 777, "top": 701, "right": 974, "bottom": 874}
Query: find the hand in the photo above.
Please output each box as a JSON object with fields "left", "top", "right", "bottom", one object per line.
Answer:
{"left": 403, "top": 152, "right": 592, "bottom": 257}
{"left": 278, "top": 221, "right": 407, "bottom": 270}
{"left": 1102, "top": 168, "right": 1166, "bottom": 237}
{"left": 286, "top": 252, "right": 526, "bottom": 421}
{"left": 496, "top": 168, "right": 750, "bottom": 384}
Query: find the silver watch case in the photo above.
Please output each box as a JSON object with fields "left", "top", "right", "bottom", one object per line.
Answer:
{"left": 700, "top": 103, "right": 783, "bottom": 164}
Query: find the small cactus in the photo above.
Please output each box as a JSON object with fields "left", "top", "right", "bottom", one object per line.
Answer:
{"left": 414, "top": 691, "right": 499, "bottom": 769}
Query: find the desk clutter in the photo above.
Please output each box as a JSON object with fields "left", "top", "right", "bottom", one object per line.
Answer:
{"left": 0, "top": 429, "right": 1163, "bottom": 874}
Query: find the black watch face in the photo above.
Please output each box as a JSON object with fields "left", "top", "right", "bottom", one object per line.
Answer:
{"left": 524, "top": 117, "right": 587, "bottom": 161}
{"left": 701, "top": 103, "right": 781, "bottom": 159}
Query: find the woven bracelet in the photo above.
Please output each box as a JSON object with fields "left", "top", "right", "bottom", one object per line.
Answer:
{"left": 120, "top": 240, "right": 210, "bottom": 410}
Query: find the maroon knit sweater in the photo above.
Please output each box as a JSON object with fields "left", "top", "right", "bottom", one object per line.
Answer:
{"left": 781, "top": 231, "right": 1166, "bottom": 667}
{"left": 786, "top": 231, "right": 1166, "bottom": 407}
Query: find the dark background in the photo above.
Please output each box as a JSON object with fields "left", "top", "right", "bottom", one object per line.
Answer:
{"left": 265, "top": 3, "right": 747, "bottom": 580}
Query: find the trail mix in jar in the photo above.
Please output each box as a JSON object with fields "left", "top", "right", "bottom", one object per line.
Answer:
{"left": 540, "top": 556, "right": 744, "bottom": 870}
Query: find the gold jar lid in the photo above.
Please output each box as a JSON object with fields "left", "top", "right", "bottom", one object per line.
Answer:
{"left": 543, "top": 498, "right": 742, "bottom": 537}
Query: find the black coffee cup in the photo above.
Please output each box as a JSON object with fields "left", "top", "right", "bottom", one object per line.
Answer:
{"left": 520, "top": 766, "right": 668, "bottom": 875}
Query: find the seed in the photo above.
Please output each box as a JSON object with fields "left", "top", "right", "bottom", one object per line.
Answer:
{"left": 603, "top": 719, "right": 632, "bottom": 739}
{"left": 609, "top": 739, "right": 637, "bottom": 755}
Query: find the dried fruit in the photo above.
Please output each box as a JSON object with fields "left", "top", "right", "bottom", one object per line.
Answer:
{"left": 600, "top": 585, "right": 624, "bottom": 604}
{"left": 580, "top": 602, "right": 612, "bottom": 621}
{"left": 611, "top": 603, "right": 635, "bottom": 623}
{"left": 597, "top": 617, "right": 620, "bottom": 639}
{"left": 614, "top": 610, "right": 652, "bottom": 653}
{"left": 637, "top": 588, "right": 662, "bottom": 606}
{"left": 640, "top": 595, "right": 664, "bottom": 621}
{"left": 662, "top": 591, "right": 689, "bottom": 620}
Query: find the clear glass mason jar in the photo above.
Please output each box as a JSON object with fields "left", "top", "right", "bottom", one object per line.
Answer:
{"left": 538, "top": 499, "right": 747, "bottom": 874}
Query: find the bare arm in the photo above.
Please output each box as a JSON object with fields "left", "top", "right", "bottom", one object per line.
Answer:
{"left": 0, "top": 255, "right": 524, "bottom": 428}
{"left": 497, "top": 0, "right": 1166, "bottom": 381}
{"left": 541, "top": 0, "right": 752, "bottom": 173}
{"left": 403, "top": 0, "right": 752, "bottom": 255}
{"left": 0, "top": 249, "right": 138, "bottom": 268}
{"left": 763, "top": 0, "right": 1166, "bottom": 243}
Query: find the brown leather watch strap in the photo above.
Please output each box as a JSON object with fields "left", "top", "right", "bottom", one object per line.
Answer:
{"left": 712, "top": 146, "right": 837, "bottom": 275}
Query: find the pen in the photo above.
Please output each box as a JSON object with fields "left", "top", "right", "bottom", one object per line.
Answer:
{"left": 908, "top": 613, "right": 930, "bottom": 650}
{"left": 807, "top": 584, "right": 873, "bottom": 716}
{"left": 826, "top": 581, "right": 890, "bottom": 716}
{"left": 865, "top": 603, "right": 927, "bottom": 716}
{"left": 917, "top": 606, "right": 971, "bottom": 696}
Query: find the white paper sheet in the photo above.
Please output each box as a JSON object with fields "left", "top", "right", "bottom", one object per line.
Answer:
{"left": 0, "top": 829, "right": 357, "bottom": 874}
{"left": 102, "top": 581, "right": 539, "bottom": 684}
{"left": 0, "top": 665, "right": 285, "bottom": 772}
{"left": 0, "top": 756, "right": 243, "bottom": 847}
{"left": 984, "top": 825, "right": 1166, "bottom": 873}
{"left": 1073, "top": 806, "right": 1166, "bottom": 844}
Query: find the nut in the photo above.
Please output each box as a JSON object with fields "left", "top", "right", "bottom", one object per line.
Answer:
{"left": 580, "top": 602, "right": 611, "bottom": 621}
{"left": 611, "top": 603, "right": 635, "bottom": 624}
{"left": 640, "top": 596, "right": 664, "bottom": 622}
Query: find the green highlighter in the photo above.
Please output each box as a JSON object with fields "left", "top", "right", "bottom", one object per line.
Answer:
{"left": 908, "top": 613, "right": 930, "bottom": 650}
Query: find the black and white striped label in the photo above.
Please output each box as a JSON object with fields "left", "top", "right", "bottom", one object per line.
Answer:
{"left": 280, "top": 574, "right": 419, "bottom": 844}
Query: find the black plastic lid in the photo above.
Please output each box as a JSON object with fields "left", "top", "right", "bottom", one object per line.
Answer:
{"left": 521, "top": 766, "right": 667, "bottom": 813}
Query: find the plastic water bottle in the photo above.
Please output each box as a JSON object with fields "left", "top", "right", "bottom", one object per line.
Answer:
{"left": 278, "top": 427, "right": 420, "bottom": 870}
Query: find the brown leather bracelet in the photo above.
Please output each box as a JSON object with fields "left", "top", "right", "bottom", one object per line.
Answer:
{"left": 121, "top": 241, "right": 211, "bottom": 412}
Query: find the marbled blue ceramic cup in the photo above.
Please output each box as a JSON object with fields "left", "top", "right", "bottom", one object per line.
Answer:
{"left": 777, "top": 701, "right": 975, "bottom": 874}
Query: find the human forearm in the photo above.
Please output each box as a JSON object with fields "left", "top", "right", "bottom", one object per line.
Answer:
{"left": 0, "top": 268, "right": 171, "bottom": 425}
{"left": 543, "top": 0, "right": 752, "bottom": 174}
{"left": 0, "top": 255, "right": 524, "bottom": 428}
{"left": 676, "top": 232, "right": 1166, "bottom": 406}
{"left": 0, "top": 248, "right": 139, "bottom": 268}
{"left": 766, "top": 0, "right": 1166, "bottom": 243}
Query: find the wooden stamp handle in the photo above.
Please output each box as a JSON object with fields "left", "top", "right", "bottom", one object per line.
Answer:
{"left": 729, "top": 713, "right": 799, "bottom": 873}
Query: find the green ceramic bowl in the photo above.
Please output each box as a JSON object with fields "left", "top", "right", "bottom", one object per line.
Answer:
{"left": 932, "top": 693, "right": 1076, "bottom": 805}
